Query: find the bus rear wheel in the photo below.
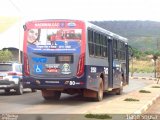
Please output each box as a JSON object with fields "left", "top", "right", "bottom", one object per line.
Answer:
{"left": 41, "top": 90, "right": 61, "bottom": 100}
{"left": 116, "top": 81, "right": 123, "bottom": 95}
{"left": 95, "top": 78, "right": 104, "bottom": 101}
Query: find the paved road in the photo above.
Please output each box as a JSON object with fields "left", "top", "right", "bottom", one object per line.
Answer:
{"left": 0, "top": 79, "right": 154, "bottom": 114}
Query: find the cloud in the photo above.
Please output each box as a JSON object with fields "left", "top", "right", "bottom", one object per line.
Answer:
{"left": 1, "top": 0, "right": 160, "bottom": 21}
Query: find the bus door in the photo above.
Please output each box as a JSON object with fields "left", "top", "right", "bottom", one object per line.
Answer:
{"left": 113, "top": 59, "right": 122, "bottom": 88}
{"left": 120, "top": 44, "right": 129, "bottom": 86}
{"left": 121, "top": 62, "right": 127, "bottom": 85}
{"left": 108, "top": 38, "right": 122, "bottom": 88}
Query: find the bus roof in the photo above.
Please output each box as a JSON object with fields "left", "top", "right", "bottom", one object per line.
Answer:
{"left": 86, "top": 21, "right": 128, "bottom": 43}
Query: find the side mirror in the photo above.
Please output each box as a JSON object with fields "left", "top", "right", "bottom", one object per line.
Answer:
{"left": 128, "top": 45, "right": 133, "bottom": 60}
{"left": 23, "top": 25, "right": 27, "bottom": 31}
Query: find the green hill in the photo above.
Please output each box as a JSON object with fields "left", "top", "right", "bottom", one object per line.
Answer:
{"left": 91, "top": 21, "right": 160, "bottom": 51}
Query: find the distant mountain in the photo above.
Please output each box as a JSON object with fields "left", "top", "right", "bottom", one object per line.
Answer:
{"left": 91, "top": 21, "right": 160, "bottom": 51}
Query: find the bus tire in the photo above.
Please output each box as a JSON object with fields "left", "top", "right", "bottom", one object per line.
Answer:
{"left": 31, "top": 89, "right": 37, "bottom": 92}
{"left": 95, "top": 78, "right": 103, "bottom": 101}
{"left": 54, "top": 91, "right": 61, "bottom": 100}
{"left": 116, "top": 81, "right": 123, "bottom": 95}
{"left": 43, "top": 96, "right": 53, "bottom": 100}
{"left": 42, "top": 90, "right": 61, "bottom": 100}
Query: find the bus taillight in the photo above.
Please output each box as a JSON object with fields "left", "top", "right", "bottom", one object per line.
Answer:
{"left": 24, "top": 54, "right": 30, "bottom": 76}
{"left": 76, "top": 53, "right": 85, "bottom": 77}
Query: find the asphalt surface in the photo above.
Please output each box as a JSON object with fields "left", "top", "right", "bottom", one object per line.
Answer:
{"left": 0, "top": 78, "right": 159, "bottom": 120}
{"left": 0, "top": 79, "right": 154, "bottom": 114}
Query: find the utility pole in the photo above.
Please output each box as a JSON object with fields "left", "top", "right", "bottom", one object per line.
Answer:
{"left": 128, "top": 46, "right": 134, "bottom": 77}
{"left": 153, "top": 55, "right": 158, "bottom": 78}
{"left": 131, "top": 57, "right": 133, "bottom": 77}
{"left": 8, "top": 0, "right": 22, "bottom": 63}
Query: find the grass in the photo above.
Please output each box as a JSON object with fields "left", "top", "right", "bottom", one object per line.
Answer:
{"left": 124, "top": 98, "right": 139, "bottom": 102}
{"left": 151, "top": 86, "right": 160, "bottom": 88}
{"left": 85, "top": 113, "right": 112, "bottom": 119}
{"left": 139, "top": 90, "right": 151, "bottom": 93}
{"left": 0, "top": 16, "right": 19, "bottom": 33}
{"left": 129, "top": 59, "right": 154, "bottom": 73}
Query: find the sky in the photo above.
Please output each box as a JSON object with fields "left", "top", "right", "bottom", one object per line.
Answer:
{"left": 0, "top": 0, "right": 160, "bottom": 21}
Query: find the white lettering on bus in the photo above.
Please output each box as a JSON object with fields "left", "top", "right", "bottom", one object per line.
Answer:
{"left": 91, "top": 67, "right": 96, "bottom": 73}
{"left": 104, "top": 67, "right": 108, "bottom": 74}
{"left": 69, "top": 81, "right": 75, "bottom": 85}
{"left": 35, "top": 23, "right": 59, "bottom": 27}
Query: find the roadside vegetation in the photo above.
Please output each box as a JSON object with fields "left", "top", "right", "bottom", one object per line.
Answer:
{"left": 139, "top": 90, "right": 151, "bottom": 93}
{"left": 0, "top": 49, "right": 13, "bottom": 62}
{"left": 130, "top": 60, "right": 154, "bottom": 73}
{"left": 85, "top": 113, "right": 112, "bottom": 119}
{"left": 151, "top": 86, "right": 160, "bottom": 88}
{"left": 130, "top": 48, "right": 160, "bottom": 74}
{"left": 124, "top": 98, "right": 140, "bottom": 102}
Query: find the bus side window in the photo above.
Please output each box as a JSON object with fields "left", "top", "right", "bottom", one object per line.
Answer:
{"left": 88, "top": 29, "right": 94, "bottom": 56}
{"left": 113, "top": 39, "right": 118, "bottom": 59}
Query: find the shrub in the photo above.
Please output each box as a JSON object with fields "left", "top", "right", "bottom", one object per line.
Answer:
{"left": 85, "top": 113, "right": 112, "bottom": 119}
{"left": 139, "top": 90, "right": 151, "bottom": 93}
{"left": 124, "top": 98, "right": 139, "bottom": 101}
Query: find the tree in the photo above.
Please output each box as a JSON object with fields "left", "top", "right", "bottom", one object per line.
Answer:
{"left": 0, "top": 49, "right": 13, "bottom": 62}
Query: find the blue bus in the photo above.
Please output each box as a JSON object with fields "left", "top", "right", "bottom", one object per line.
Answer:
{"left": 22, "top": 19, "right": 129, "bottom": 101}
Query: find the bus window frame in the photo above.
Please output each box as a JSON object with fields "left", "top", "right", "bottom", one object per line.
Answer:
{"left": 87, "top": 28, "right": 108, "bottom": 59}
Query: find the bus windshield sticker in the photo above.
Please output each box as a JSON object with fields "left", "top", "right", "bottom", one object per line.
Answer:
{"left": 45, "top": 64, "right": 60, "bottom": 73}
{"left": 59, "top": 22, "right": 65, "bottom": 28}
{"left": 61, "top": 63, "right": 71, "bottom": 74}
{"left": 91, "top": 67, "right": 97, "bottom": 73}
{"left": 46, "top": 68, "right": 59, "bottom": 73}
{"left": 34, "top": 65, "right": 43, "bottom": 74}
{"left": 67, "top": 22, "right": 76, "bottom": 28}
{"left": 45, "top": 64, "right": 60, "bottom": 68}
{"left": 104, "top": 67, "right": 108, "bottom": 74}
{"left": 32, "top": 57, "right": 47, "bottom": 63}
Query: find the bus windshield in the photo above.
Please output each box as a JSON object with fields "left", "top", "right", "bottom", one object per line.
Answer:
{"left": 26, "top": 28, "right": 82, "bottom": 54}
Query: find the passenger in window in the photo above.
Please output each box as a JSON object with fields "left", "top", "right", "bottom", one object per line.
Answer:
{"left": 50, "top": 35, "right": 56, "bottom": 45}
